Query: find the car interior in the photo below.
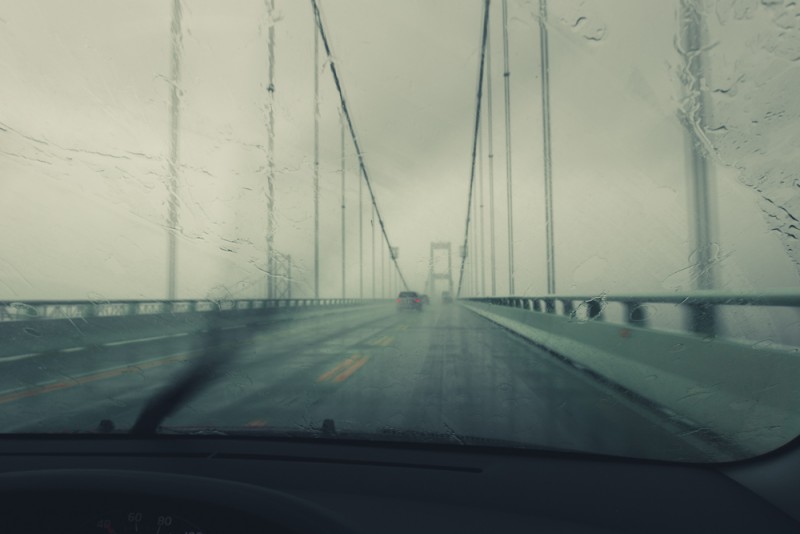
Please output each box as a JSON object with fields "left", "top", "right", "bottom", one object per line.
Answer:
{"left": 1, "top": 426, "right": 800, "bottom": 533}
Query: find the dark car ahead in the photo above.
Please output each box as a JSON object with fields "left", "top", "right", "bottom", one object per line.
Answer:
{"left": 396, "top": 291, "right": 423, "bottom": 311}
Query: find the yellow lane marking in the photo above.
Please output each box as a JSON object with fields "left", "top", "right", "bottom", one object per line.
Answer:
{"left": 316, "top": 356, "right": 360, "bottom": 383}
{"left": 333, "top": 355, "right": 370, "bottom": 383}
{"left": 317, "top": 354, "right": 371, "bottom": 384}
{"left": 0, "top": 353, "right": 190, "bottom": 405}
{"left": 379, "top": 336, "right": 394, "bottom": 346}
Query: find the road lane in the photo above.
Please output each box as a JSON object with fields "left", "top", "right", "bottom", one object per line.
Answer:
{"left": 0, "top": 303, "right": 721, "bottom": 459}
{"left": 169, "top": 305, "right": 719, "bottom": 459}
{"left": 0, "top": 305, "right": 397, "bottom": 431}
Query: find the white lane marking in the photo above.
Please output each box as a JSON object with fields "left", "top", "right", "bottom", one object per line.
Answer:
{"left": 104, "top": 332, "right": 189, "bottom": 347}
{"left": 0, "top": 353, "right": 41, "bottom": 363}
{"left": 221, "top": 325, "right": 247, "bottom": 330}
{"left": 0, "top": 332, "right": 192, "bottom": 363}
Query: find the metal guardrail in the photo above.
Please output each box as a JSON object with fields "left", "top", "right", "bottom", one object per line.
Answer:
{"left": 463, "top": 290, "right": 800, "bottom": 336}
{"left": 0, "top": 298, "right": 384, "bottom": 323}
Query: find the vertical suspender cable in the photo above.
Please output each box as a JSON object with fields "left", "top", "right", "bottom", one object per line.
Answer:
{"left": 679, "top": 0, "right": 717, "bottom": 335}
{"left": 266, "top": 0, "right": 276, "bottom": 299}
{"left": 166, "top": 0, "right": 183, "bottom": 300}
{"left": 478, "top": 106, "right": 486, "bottom": 296}
{"left": 679, "top": 0, "right": 716, "bottom": 291}
{"left": 341, "top": 110, "right": 347, "bottom": 298}
{"left": 501, "top": 0, "right": 515, "bottom": 295}
{"left": 381, "top": 237, "right": 385, "bottom": 297}
{"left": 313, "top": 15, "right": 320, "bottom": 298}
{"left": 359, "top": 167, "right": 364, "bottom": 298}
{"left": 539, "top": 0, "right": 556, "bottom": 294}
{"left": 472, "top": 158, "right": 480, "bottom": 296}
{"left": 486, "top": 10, "right": 497, "bottom": 296}
{"left": 287, "top": 255, "right": 293, "bottom": 299}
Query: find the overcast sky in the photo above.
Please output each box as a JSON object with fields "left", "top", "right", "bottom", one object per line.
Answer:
{"left": 1, "top": 0, "right": 798, "bottom": 309}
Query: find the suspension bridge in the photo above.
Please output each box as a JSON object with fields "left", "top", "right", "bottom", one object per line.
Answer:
{"left": 1, "top": 0, "right": 799, "bottom": 462}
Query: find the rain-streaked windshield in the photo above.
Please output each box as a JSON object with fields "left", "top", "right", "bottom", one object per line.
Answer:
{"left": 1, "top": 0, "right": 798, "bottom": 463}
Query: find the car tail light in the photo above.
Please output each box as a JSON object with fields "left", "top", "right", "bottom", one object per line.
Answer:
{"left": 415, "top": 299, "right": 421, "bottom": 303}
{"left": 396, "top": 299, "right": 401, "bottom": 303}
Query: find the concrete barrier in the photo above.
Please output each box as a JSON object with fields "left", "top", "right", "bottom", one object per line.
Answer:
{"left": 462, "top": 300, "right": 800, "bottom": 457}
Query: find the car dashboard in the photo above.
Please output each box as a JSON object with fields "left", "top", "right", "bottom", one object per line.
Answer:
{"left": 0, "top": 435, "right": 799, "bottom": 533}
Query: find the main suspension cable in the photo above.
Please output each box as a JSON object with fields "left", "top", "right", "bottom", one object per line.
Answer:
{"left": 456, "top": 0, "right": 491, "bottom": 299}
{"left": 310, "top": 0, "right": 410, "bottom": 292}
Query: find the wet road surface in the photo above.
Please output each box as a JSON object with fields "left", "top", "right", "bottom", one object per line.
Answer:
{"left": 0, "top": 303, "right": 717, "bottom": 459}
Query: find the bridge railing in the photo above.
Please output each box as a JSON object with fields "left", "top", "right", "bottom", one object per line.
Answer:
{"left": 463, "top": 290, "right": 800, "bottom": 337}
{"left": 462, "top": 291, "right": 800, "bottom": 456}
{"left": 0, "top": 298, "right": 384, "bottom": 323}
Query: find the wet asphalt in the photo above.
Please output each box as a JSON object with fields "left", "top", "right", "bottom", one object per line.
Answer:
{"left": 0, "top": 303, "right": 715, "bottom": 460}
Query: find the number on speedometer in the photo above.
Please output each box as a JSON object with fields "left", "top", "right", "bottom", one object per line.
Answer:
{"left": 88, "top": 510, "right": 202, "bottom": 533}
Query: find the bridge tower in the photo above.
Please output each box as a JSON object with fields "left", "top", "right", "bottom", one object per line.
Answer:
{"left": 428, "top": 242, "right": 454, "bottom": 299}
{"left": 273, "top": 254, "right": 293, "bottom": 299}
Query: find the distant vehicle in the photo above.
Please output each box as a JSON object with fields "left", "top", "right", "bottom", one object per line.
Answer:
{"left": 396, "top": 291, "right": 423, "bottom": 311}
{"left": 441, "top": 291, "right": 453, "bottom": 304}
{"left": 420, "top": 294, "right": 430, "bottom": 305}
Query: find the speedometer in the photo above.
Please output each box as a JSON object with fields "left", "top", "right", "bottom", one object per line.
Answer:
{"left": 87, "top": 510, "right": 203, "bottom": 534}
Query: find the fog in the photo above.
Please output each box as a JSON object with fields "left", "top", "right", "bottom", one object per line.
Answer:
{"left": 1, "top": 0, "right": 798, "bottom": 304}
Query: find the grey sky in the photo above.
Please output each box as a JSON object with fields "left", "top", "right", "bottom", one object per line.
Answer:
{"left": 1, "top": 0, "right": 798, "bottom": 320}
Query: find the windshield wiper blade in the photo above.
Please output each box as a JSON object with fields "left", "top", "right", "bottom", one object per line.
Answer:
{"left": 130, "top": 319, "right": 237, "bottom": 435}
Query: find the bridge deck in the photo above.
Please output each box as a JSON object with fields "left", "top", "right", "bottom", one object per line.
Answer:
{"left": 0, "top": 303, "right": 721, "bottom": 461}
